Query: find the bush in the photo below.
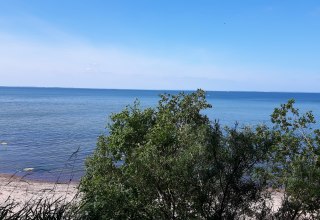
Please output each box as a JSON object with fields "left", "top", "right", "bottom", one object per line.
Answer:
{"left": 80, "top": 90, "right": 277, "bottom": 219}
{"left": 270, "top": 99, "right": 320, "bottom": 219}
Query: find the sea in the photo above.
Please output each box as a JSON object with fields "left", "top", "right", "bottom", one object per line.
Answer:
{"left": 1, "top": 87, "right": 320, "bottom": 182}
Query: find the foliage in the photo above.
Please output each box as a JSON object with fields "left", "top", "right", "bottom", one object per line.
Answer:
{"left": 80, "top": 89, "right": 276, "bottom": 219}
{"left": 271, "top": 99, "right": 320, "bottom": 219}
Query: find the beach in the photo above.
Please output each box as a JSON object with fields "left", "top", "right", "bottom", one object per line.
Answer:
{"left": 0, "top": 174, "right": 78, "bottom": 204}
{"left": 0, "top": 173, "right": 283, "bottom": 214}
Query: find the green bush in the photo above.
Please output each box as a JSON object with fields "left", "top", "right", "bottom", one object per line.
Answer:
{"left": 80, "top": 90, "right": 278, "bottom": 219}
{"left": 270, "top": 99, "right": 320, "bottom": 219}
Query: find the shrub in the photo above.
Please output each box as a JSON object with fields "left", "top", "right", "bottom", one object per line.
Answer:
{"left": 80, "top": 90, "right": 276, "bottom": 219}
{"left": 270, "top": 99, "right": 320, "bottom": 219}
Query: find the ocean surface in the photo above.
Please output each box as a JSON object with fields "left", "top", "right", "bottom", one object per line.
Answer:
{"left": 1, "top": 87, "right": 320, "bottom": 182}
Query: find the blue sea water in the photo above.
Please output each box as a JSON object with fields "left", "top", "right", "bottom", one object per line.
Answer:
{"left": 0, "top": 87, "right": 320, "bottom": 182}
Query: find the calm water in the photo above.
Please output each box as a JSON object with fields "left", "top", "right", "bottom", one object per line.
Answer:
{"left": 1, "top": 87, "right": 320, "bottom": 181}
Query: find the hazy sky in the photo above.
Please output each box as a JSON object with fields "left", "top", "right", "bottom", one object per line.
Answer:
{"left": 0, "top": 0, "right": 319, "bottom": 92}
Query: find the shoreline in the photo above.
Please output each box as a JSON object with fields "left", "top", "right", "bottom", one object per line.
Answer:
{"left": 0, "top": 173, "right": 284, "bottom": 214}
{"left": 0, "top": 173, "right": 79, "bottom": 204}
{"left": 0, "top": 172, "right": 81, "bottom": 184}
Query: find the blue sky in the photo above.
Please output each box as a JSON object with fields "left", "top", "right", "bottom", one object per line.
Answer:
{"left": 0, "top": 1, "right": 319, "bottom": 92}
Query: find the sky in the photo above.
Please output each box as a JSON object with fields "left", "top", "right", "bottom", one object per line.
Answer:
{"left": 0, "top": 0, "right": 319, "bottom": 92}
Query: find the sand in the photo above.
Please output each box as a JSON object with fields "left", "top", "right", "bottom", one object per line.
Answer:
{"left": 0, "top": 174, "right": 79, "bottom": 204}
{"left": 0, "top": 173, "right": 283, "bottom": 215}
{"left": 268, "top": 189, "right": 283, "bottom": 212}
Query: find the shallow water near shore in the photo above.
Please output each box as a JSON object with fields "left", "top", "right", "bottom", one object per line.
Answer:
{"left": 1, "top": 87, "right": 320, "bottom": 181}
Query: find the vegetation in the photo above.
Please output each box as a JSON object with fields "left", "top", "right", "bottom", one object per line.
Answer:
{"left": 270, "top": 99, "right": 320, "bottom": 219}
{"left": 0, "top": 198, "right": 76, "bottom": 220}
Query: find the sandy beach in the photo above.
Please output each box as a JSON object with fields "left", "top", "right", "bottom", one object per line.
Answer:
{"left": 0, "top": 173, "right": 283, "bottom": 212}
{"left": 0, "top": 174, "right": 79, "bottom": 204}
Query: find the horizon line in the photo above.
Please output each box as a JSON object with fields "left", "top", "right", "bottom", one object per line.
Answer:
{"left": 1, "top": 85, "right": 320, "bottom": 94}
